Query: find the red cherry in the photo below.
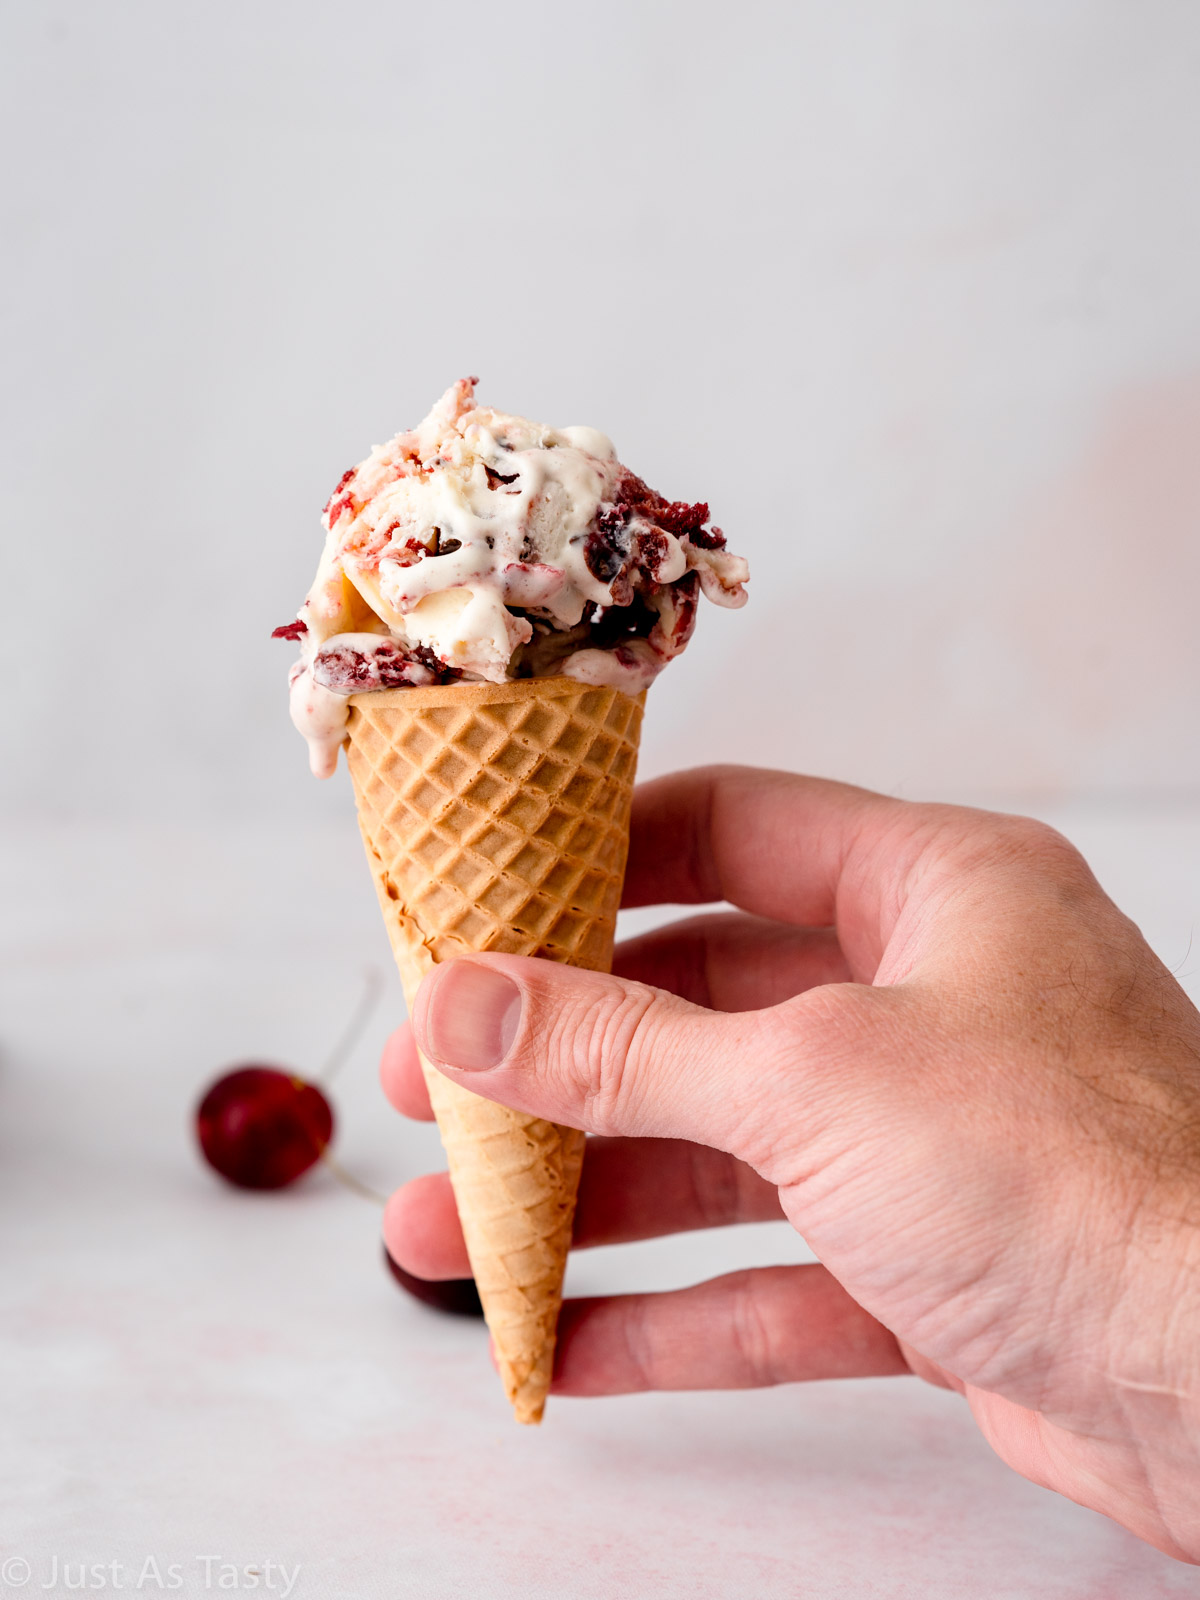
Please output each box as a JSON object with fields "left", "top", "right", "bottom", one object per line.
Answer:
{"left": 196, "top": 1066, "right": 334, "bottom": 1190}
{"left": 383, "top": 1246, "right": 484, "bottom": 1317}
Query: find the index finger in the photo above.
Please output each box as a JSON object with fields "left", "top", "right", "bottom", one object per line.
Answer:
{"left": 621, "top": 766, "right": 897, "bottom": 932}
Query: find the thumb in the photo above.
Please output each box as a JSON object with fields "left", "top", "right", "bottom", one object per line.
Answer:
{"left": 410, "top": 951, "right": 864, "bottom": 1165}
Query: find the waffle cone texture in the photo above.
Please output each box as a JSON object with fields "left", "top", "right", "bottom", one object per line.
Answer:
{"left": 344, "top": 676, "right": 645, "bottom": 1423}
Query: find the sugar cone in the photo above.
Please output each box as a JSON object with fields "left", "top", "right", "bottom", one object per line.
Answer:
{"left": 343, "top": 676, "right": 645, "bottom": 1423}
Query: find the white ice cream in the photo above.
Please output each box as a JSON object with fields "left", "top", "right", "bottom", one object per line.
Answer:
{"left": 282, "top": 379, "right": 748, "bottom": 775}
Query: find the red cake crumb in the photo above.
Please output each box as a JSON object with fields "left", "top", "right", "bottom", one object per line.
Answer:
{"left": 686, "top": 523, "right": 728, "bottom": 551}
{"left": 599, "top": 471, "right": 723, "bottom": 548}
{"left": 634, "top": 527, "right": 672, "bottom": 580}
{"left": 657, "top": 500, "right": 710, "bottom": 539}
{"left": 322, "top": 467, "right": 357, "bottom": 526}
{"left": 312, "top": 639, "right": 462, "bottom": 692}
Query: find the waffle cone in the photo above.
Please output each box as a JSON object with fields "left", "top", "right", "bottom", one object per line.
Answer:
{"left": 343, "top": 676, "right": 645, "bottom": 1423}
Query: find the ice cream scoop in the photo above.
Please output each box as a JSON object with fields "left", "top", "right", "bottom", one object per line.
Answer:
{"left": 279, "top": 378, "right": 748, "bottom": 776}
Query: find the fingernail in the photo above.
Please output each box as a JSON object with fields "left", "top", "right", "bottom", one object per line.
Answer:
{"left": 423, "top": 963, "right": 522, "bottom": 1071}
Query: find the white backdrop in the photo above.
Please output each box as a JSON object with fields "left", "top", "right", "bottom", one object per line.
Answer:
{"left": 5, "top": 7, "right": 1200, "bottom": 1594}
{"left": 3, "top": 0, "right": 1198, "bottom": 825}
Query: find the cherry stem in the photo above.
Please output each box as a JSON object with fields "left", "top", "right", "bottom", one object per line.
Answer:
{"left": 313, "top": 966, "right": 393, "bottom": 1205}
{"left": 317, "top": 965, "right": 385, "bottom": 1086}
{"left": 319, "top": 1145, "right": 389, "bottom": 1207}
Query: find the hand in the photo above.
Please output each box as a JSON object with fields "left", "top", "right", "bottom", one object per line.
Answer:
{"left": 379, "top": 766, "right": 1200, "bottom": 1562}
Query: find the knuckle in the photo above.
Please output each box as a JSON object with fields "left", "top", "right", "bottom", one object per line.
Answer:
{"left": 621, "top": 1294, "right": 658, "bottom": 1391}
{"left": 729, "top": 1271, "right": 777, "bottom": 1387}
{"left": 981, "top": 814, "right": 1090, "bottom": 881}
{"left": 569, "top": 980, "right": 663, "bottom": 1134}
{"left": 923, "top": 810, "right": 1097, "bottom": 901}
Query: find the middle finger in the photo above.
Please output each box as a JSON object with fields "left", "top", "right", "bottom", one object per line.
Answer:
{"left": 384, "top": 1135, "right": 784, "bottom": 1279}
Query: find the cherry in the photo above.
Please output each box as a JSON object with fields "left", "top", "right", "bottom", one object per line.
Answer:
{"left": 383, "top": 1246, "right": 483, "bottom": 1317}
{"left": 196, "top": 1066, "right": 334, "bottom": 1190}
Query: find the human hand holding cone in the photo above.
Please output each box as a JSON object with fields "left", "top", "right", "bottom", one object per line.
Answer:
{"left": 345, "top": 677, "right": 644, "bottom": 1423}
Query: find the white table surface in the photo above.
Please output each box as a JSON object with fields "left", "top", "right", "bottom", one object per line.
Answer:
{"left": 2, "top": 801, "right": 1200, "bottom": 1599}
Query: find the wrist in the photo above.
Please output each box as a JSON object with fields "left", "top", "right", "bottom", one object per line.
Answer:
{"left": 1098, "top": 1204, "right": 1200, "bottom": 1561}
